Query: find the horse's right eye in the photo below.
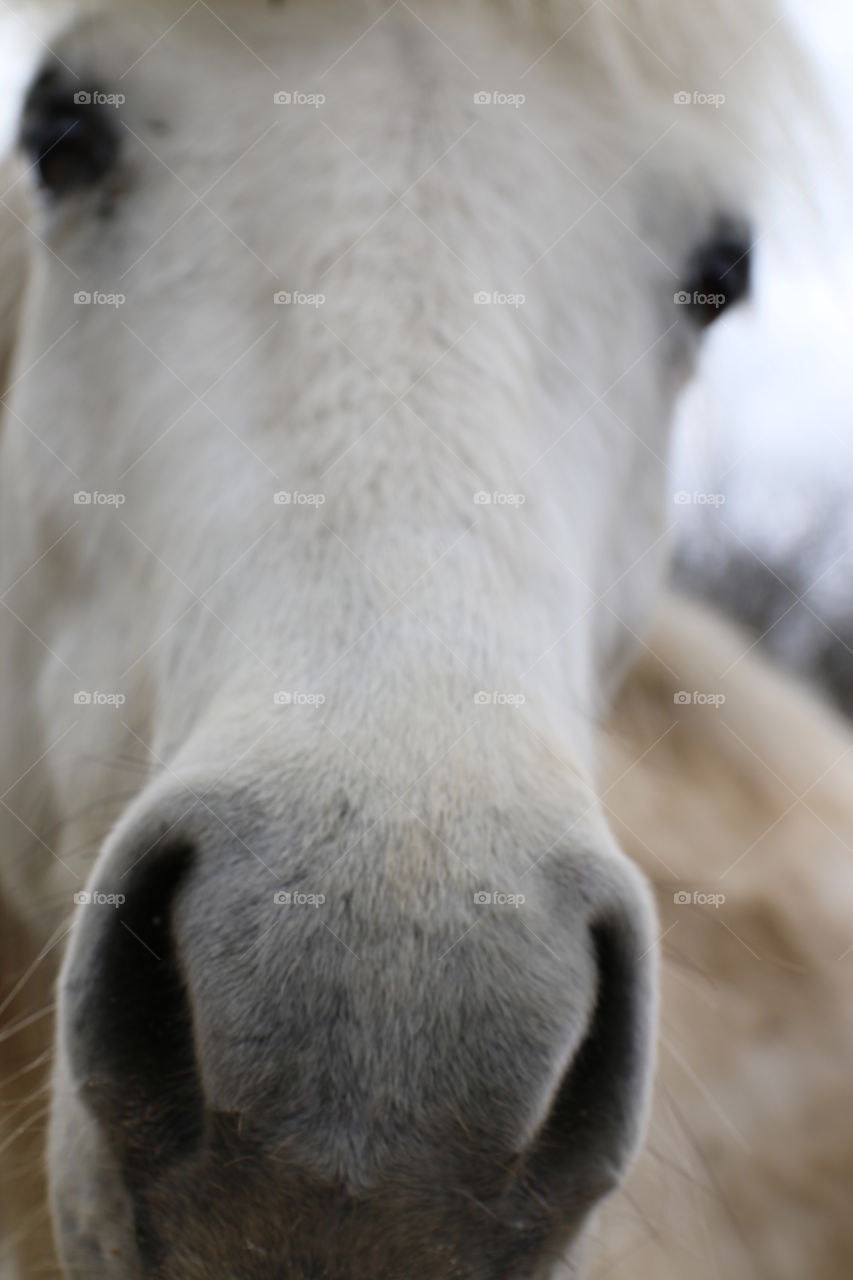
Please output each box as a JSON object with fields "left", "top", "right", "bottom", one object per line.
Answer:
{"left": 19, "top": 67, "right": 121, "bottom": 198}
{"left": 680, "top": 218, "right": 753, "bottom": 327}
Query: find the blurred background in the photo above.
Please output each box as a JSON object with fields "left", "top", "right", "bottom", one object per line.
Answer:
{"left": 671, "top": 0, "right": 853, "bottom": 714}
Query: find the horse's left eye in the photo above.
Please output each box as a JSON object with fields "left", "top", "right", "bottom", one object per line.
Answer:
{"left": 19, "top": 67, "right": 121, "bottom": 197}
{"left": 681, "top": 222, "right": 753, "bottom": 327}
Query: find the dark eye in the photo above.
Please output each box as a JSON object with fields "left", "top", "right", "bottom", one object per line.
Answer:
{"left": 680, "top": 219, "right": 752, "bottom": 326}
{"left": 19, "top": 67, "right": 121, "bottom": 197}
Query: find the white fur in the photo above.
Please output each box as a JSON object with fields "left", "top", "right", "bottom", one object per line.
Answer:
{"left": 0, "top": 0, "right": 805, "bottom": 915}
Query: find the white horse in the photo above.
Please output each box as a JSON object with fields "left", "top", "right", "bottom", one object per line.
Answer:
{"left": 0, "top": 1, "right": 834, "bottom": 1277}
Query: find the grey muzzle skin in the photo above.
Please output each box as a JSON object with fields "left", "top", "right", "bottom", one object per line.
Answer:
{"left": 51, "top": 782, "right": 657, "bottom": 1280}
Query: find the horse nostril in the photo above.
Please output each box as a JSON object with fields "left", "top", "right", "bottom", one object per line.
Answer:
{"left": 518, "top": 885, "right": 657, "bottom": 1228}
{"left": 532, "top": 917, "right": 653, "bottom": 1194}
{"left": 19, "top": 68, "right": 121, "bottom": 197}
{"left": 63, "top": 838, "right": 204, "bottom": 1180}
